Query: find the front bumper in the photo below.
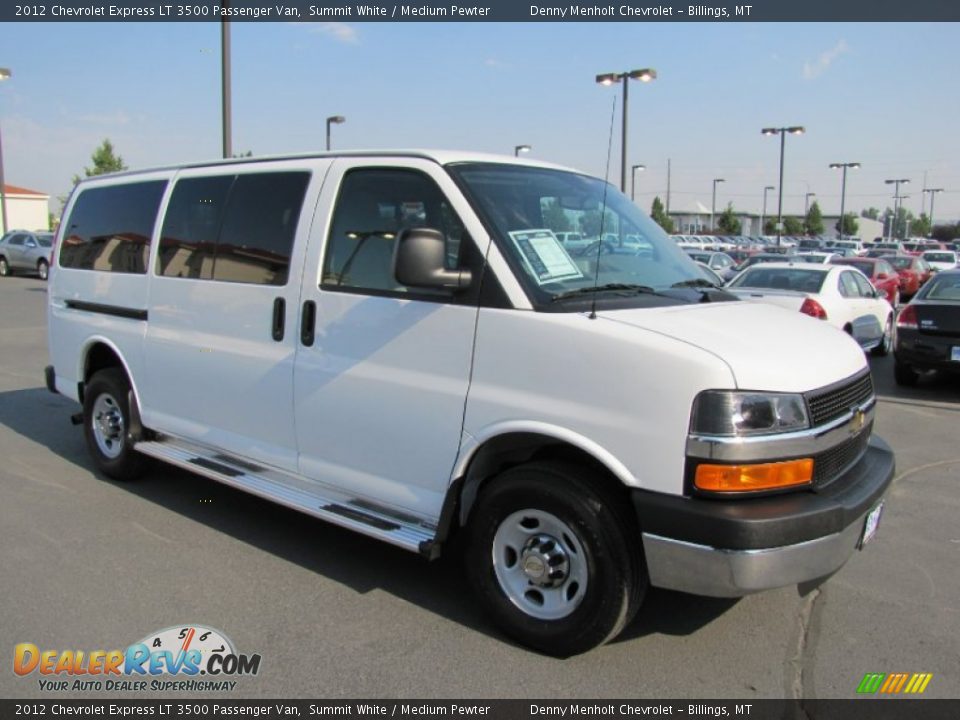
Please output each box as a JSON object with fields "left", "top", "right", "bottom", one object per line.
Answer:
{"left": 632, "top": 435, "right": 895, "bottom": 597}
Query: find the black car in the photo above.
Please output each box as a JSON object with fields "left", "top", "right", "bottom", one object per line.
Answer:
{"left": 894, "top": 269, "right": 960, "bottom": 385}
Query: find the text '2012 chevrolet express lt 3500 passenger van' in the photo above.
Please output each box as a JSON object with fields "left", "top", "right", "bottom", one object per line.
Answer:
{"left": 46, "top": 151, "right": 894, "bottom": 656}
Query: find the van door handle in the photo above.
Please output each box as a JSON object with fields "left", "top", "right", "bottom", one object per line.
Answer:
{"left": 272, "top": 297, "right": 286, "bottom": 341}
{"left": 300, "top": 300, "right": 316, "bottom": 347}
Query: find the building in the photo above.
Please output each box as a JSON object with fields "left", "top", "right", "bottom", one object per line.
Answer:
{"left": 0, "top": 184, "right": 51, "bottom": 233}
{"left": 667, "top": 201, "right": 883, "bottom": 242}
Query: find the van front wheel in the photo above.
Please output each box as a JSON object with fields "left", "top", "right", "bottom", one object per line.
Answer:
{"left": 465, "top": 462, "right": 645, "bottom": 656}
{"left": 83, "top": 368, "right": 146, "bottom": 481}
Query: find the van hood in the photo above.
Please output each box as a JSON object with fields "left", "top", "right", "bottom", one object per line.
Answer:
{"left": 597, "top": 301, "right": 868, "bottom": 393}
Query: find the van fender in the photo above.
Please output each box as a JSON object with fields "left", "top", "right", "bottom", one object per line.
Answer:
{"left": 449, "top": 420, "right": 640, "bottom": 532}
{"left": 76, "top": 335, "right": 144, "bottom": 419}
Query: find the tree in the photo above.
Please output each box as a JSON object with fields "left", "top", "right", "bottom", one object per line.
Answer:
{"left": 861, "top": 207, "right": 880, "bottom": 220}
{"left": 649, "top": 196, "right": 674, "bottom": 234}
{"left": 835, "top": 213, "right": 859, "bottom": 237}
{"left": 763, "top": 218, "right": 777, "bottom": 235}
{"left": 804, "top": 201, "right": 824, "bottom": 235}
{"left": 783, "top": 216, "right": 804, "bottom": 234}
{"left": 72, "top": 139, "right": 127, "bottom": 184}
{"left": 542, "top": 199, "right": 571, "bottom": 233}
{"left": 910, "top": 213, "right": 931, "bottom": 238}
{"left": 716, "top": 203, "right": 742, "bottom": 235}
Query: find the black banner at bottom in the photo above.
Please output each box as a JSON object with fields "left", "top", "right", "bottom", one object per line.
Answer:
{"left": 1, "top": 700, "right": 957, "bottom": 720}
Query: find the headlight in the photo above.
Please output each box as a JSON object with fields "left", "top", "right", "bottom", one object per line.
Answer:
{"left": 691, "top": 391, "right": 810, "bottom": 437}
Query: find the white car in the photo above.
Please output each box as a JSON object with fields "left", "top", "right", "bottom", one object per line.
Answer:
{"left": 920, "top": 250, "right": 958, "bottom": 273}
{"left": 727, "top": 262, "right": 895, "bottom": 355}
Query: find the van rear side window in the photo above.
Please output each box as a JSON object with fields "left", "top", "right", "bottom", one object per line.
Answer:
{"left": 157, "top": 172, "right": 309, "bottom": 286}
{"left": 59, "top": 181, "right": 167, "bottom": 274}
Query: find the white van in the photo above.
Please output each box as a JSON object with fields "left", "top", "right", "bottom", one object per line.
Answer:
{"left": 46, "top": 151, "right": 893, "bottom": 656}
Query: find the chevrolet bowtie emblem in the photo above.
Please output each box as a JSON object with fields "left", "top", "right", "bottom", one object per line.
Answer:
{"left": 850, "top": 408, "right": 866, "bottom": 435}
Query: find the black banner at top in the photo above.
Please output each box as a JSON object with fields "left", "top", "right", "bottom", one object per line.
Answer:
{"left": 3, "top": 0, "right": 960, "bottom": 22}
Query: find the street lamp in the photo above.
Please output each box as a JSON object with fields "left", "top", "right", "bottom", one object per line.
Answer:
{"left": 761, "top": 125, "right": 805, "bottom": 245}
{"left": 326, "top": 115, "right": 345, "bottom": 152}
{"left": 829, "top": 162, "right": 860, "bottom": 240}
{"left": 596, "top": 68, "right": 657, "bottom": 193}
{"left": 804, "top": 192, "right": 816, "bottom": 217}
{"left": 711, "top": 178, "right": 725, "bottom": 231}
{"left": 760, "top": 185, "right": 775, "bottom": 237}
{"left": 884, "top": 178, "right": 910, "bottom": 239}
{"left": 631, "top": 164, "right": 645, "bottom": 202}
{"left": 220, "top": 14, "right": 231, "bottom": 159}
{"left": 0, "top": 67, "right": 10, "bottom": 235}
{"left": 923, "top": 188, "right": 943, "bottom": 236}
{"left": 514, "top": 144, "right": 531, "bottom": 157}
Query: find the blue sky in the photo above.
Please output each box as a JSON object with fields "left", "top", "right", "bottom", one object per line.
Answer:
{"left": 2, "top": 21, "right": 958, "bottom": 222}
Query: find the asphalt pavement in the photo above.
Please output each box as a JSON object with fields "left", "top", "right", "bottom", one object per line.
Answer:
{"left": 1, "top": 274, "right": 957, "bottom": 699}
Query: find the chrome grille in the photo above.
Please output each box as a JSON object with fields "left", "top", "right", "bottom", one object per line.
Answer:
{"left": 805, "top": 371, "right": 874, "bottom": 427}
{"left": 812, "top": 422, "right": 872, "bottom": 488}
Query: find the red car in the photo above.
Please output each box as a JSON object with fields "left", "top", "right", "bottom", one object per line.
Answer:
{"left": 882, "top": 255, "right": 933, "bottom": 300}
{"left": 833, "top": 257, "right": 901, "bottom": 305}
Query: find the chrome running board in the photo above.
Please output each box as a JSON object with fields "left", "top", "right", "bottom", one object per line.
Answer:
{"left": 134, "top": 437, "right": 437, "bottom": 555}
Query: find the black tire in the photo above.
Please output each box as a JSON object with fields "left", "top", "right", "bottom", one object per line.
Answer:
{"left": 83, "top": 368, "right": 147, "bottom": 481}
{"left": 0, "top": 256, "right": 10, "bottom": 277}
{"left": 465, "top": 462, "right": 646, "bottom": 657}
{"left": 894, "top": 360, "right": 919, "bottom": 387}
{"left": 871, "top": 315, "right": 893, "bottom": 357}
{"left": 37, "top": 259, "right": 49, "bottom": 281}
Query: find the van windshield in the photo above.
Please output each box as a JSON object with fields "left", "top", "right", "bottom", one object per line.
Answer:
{"left": 449, "top": 163, "right": 707, "bottom": 309}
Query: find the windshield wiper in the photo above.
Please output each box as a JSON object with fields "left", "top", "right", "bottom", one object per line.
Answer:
{"left": 551, "top": 283, "right": 660, "bottom": 302}
{"left": 671, "top": 278, "right": 718, "bottom": 289}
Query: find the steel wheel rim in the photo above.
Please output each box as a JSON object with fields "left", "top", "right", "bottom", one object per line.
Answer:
{"left": 492, "top": 509, "right": 588, "bottom": 620}
{"left": 92, "top": 393, "right": 125, "bottom": 459}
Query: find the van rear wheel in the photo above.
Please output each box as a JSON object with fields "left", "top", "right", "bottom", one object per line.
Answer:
{"left": 465, "top": 462, "right": 646, "bottom": 656}
{"left": 83, "top": 368, "right": 146, "bottom": 481}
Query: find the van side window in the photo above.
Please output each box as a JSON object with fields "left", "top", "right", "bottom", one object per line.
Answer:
{"left": 321, "top": 169, "right": 466, "bottom": 295}
{"left": 158, "top": 176, "right": 233, "bottom": 280}
{"left": 158, "top": 172, "right": 309, "bottom": 286}
{"left": 214, "top": 172, "right": 310, "bottom": 286}
{"left": 60, "top": 181, "right": 167, "bottom": 274}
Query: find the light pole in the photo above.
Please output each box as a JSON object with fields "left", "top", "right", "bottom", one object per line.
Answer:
{"left": 596, "top": 68, "right": 657, "bottom": 193}
{"left": 326, "top": 116, "right": 345, "bottom": 152}
{"left": 923, "top": 188, "right": 943, "bottom": 236}
{"left": 711, "top": 178, "right": 725, "bottom": 231}
{"left": 885, "top": 178, "right": 910, "bottom": 239}
{"left": 760, "top": 185, "right": 774, "bottom": 237}
{"left": 804, "top": 192, "right": 816, "bottom": 217}
{"left": 0, "top": 67, "right": 10, "bottom": 235}
{"left": 514, "top": 144, "right": 531, "bottom": 157}
{"left": 220, "top": 13, "right": 231, "bottom": 159}
{"left": 631, "top": 164, "right": 645, "bottom": 202}
{"left": 829, "top": 162, "right": 860, "bottom": 240}
{"left": 761, "top": 126, "right": 805, "bottom": 246}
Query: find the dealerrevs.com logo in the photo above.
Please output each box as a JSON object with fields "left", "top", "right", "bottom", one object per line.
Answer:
{"left": 14, "top": 624, "right": 262, "bottom": 692}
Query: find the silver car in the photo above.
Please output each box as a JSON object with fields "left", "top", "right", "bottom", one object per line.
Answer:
{"left": 0, "top": 230, "right": 54, "bottom": 280}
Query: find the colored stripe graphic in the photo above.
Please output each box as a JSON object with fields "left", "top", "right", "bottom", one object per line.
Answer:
{"left": 857, "top": 673, "right": 885, "bottom": 694}
{"left": 857, "top": 672, "right": 932, "bottom": 694}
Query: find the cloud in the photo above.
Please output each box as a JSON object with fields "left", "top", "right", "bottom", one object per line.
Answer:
{"left": 76, "top": 110, "right": 131, "bottom": 126}
{"left": 802, "top": 40, "right": 849, "bottom": 80}
{"left": 309, "top": 22, "right": 358, "bottom": 44}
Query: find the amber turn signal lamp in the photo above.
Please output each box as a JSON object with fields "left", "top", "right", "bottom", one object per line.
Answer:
{"left": 695, "top": 458, "right": 814, "bottom": 492}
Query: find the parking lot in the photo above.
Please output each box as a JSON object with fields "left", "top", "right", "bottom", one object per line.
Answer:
{"left": 1, "top": 274, "right": 958, "bottom": 699}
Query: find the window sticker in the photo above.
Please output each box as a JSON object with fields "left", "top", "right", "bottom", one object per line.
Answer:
{"left": 508, "top": 229, "right": 584, "bottom": 285}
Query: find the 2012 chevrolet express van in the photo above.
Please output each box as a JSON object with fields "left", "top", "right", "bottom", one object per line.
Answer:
{"left": 46, "top": 151, "right": 894, "bottom": 656}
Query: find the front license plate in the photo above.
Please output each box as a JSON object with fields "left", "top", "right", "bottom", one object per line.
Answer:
{"left": 951, "top": 346, "right": 960, "bottom": 362}
{"left": 860, "top": 501, "right": 884, "bottom": 548}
